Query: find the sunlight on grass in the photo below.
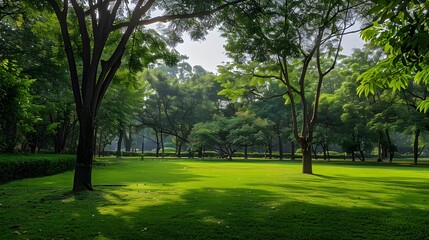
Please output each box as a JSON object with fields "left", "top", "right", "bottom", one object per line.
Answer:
{"left": 1, "top": 157, "right": 428, "bottom": 239}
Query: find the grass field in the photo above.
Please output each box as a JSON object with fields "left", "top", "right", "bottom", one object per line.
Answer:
{"left": 0, "top": 157, "right": 428, "bottom": 239}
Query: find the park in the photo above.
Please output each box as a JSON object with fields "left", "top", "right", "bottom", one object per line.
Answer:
{"left": 1, "top": 0, "right": 429, "bottom": 239}
{"left": 1, "top": 156, "right": 429, "bottom": 239}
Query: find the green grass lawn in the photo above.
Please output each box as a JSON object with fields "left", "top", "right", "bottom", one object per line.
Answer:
{"left": 1, "top": 157, "right": 428, "bottom": 239}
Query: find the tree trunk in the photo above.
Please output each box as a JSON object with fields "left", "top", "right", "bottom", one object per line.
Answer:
{"left": 1, "top": 120, "right": 17, "bottom": 153}
{"left": 198, "top": 148, "right": 203, "bottom": 159}
{"left": 290, "top": 140, "right": 295, "bottom": 161}
{"left": 312, "top": 144, "right": 318, "bottom": 159}
{"left": 124, "top": 126, "right": 132, "bottom": 152}
{"left": 385, "top": 129, "right": 394, "bottom": 163}
{"left": 301, "top": 141, "right": 312, "bottom": 174}
{"left": 141, "top": 136, "right": 145, "bottom": 160}
{"left": 326, "top": 144, "right": 330, "bottom": 162}
{"left": 73, "top": 117, "right": 94, "bottom": 192}
{"left": 322, "top": 143, "right": 327, "bottom": 160}
{"left": 244, "top": 145, "right": 248, "bottom": 159}
{"left": 160, "top": 131, "right": 165, "bottom": 158}
{"left": 377, "top": 131, "right": 382, "bottom": 162}
{"left": 116, "top": 130, "right": 123, "bottom": 158}
{"left": 359, "top": 149, "right": 365, "bottom": 161}
{"left": 414, "top": 129, "right": 420, "bottom": 165}
{"left": 278, "top": 134, "right": 283, "bottom": 160}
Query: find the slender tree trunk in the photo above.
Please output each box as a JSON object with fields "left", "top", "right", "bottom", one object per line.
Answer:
{"left": 116, "top": 130, "right": 123, "bottom": 158}
{"left": 198, "top": 147, "right": 203, "bottom": 159}
{"left": 160, "top": 131, "right": 165, "bottom": 158}
{"left": 54, "top": 117, "right": 74, "bottom": 154}
{"left": 177, "top": 142, "right": 182, "bottom": 158}
{"left": 312, "top": 144, "right": 318, "bottom": 159}
{"left": 290, "top": 140, "right": 295, "bottom": 161}
{"left": 28, "top": 132, "right": 37, "bottom": 153}
{"left": 244, "top": 145, "right": 248, "bottom": 159}
{"left": 124, "top": 126, "right": 132, "bottom": 152}
{"left": 377, "top": 131, "right": 382, "bottom": 162}
{"left": 268, "top": 141, "right": 272, "bottom": 159}
{"left": 2, "top": 121, "right": 17, "bottom": 153}
{"left": 228, "top": 149, "right": 233, "bottom": 160}
{"left": 322, "top": 143, "right": 327, "bottom": 160}
{"left": 382, "top": 145, "right": 388, "bottom": 160}
{"left": 326, "top": 144, "right": 330, "bottom": 162}
{"left": 414, "top": 129, "right": 420, "bottom": 165}
{"left": 278, "top": 133, "right": 283, "bottom": 160}
{"left": 155, "top": 131, "right": 160, "bottom": 157}
{"left": 141, "top": 136, "right": 145, "bottom": 160}
{"left": 359, "top": 149, "right": 365, "bottom": 161}
{"left": 73, "top": 116, "right": 95, "bottom": 191}
{"left": 385, "top": 129, "right": 394, "bottom": 163}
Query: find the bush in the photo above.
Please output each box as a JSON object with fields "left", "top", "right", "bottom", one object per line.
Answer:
{"left": 0, "top": 154, "right": 75, "bottom": 184}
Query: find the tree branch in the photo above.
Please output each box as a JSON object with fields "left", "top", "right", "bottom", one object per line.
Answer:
{"left": 112, "top": 0, "right": 245, "bottom": 30}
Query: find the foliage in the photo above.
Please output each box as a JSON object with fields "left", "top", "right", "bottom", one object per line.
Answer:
{"left": 0, "top": 60, "right": 35, "bottom": 152}
{"left": 218, "top": 0, "right": 365, "bottom": 172}
{"left": 359, "top": 0, "right": 429, "bottom": 112}
{"left": 189, "top": 111, "right": 270, "bottom": 159}
{"left": 0, "top": 154, "right": 75, "bottom": 183}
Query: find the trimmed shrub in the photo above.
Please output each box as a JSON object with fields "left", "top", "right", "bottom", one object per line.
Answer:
{"left": 0, "top": 154, "right": 75, "bottom": 184}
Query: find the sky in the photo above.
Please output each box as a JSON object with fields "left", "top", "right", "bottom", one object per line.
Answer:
{"left": 175, "top": 29, "right": 366, "bottom": 73}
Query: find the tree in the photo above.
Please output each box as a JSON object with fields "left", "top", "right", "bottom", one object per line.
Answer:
{"left": 44, "top": 0, "right": 244, "bottom": 191}
{"left": 218, "top": 0, "right": 363, "bottom": 173}
{"left": 0, "top": 60, "right": 33, "bottom": 152}
{"left": 189, "top": 111, "right": 269, "bottom": 160}
{"left": 358, "top": 1, "right": 429, "bottom": 111}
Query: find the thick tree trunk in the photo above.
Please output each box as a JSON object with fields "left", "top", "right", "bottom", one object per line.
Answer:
{"left": 73, "top": 117, "right": 94, "bottom": 192}
{"left": 414, "top": 129, "right": 420, "bottom": 165}
{"left": 301, "top": 141, "right": 312, "bottom": 174}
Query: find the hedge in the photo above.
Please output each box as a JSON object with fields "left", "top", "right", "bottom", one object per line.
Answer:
{"left": 0, "top": 154, "right": 76, "bottom": 184}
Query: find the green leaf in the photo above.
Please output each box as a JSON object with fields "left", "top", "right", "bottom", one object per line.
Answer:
{"left": 417, "top": 99, "right": 429, "bottom": 113}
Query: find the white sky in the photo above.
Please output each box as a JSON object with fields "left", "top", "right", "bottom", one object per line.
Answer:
{"left": 175, "top": 30, "right": 366, "bottom": 73}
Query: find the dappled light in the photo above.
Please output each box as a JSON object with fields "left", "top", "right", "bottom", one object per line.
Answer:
{"left": 2, "top": 158, "right": 428, "bottom": 239}
{"left": 2, "top": 0, "right": 429, "bottom": 239}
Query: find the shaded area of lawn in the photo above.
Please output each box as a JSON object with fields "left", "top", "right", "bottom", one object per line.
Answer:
{"left": 0, "top": 158, "right": 428, "bottom": 239}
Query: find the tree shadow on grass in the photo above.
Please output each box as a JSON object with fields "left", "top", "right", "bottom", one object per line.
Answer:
{"left": 5, "top": 185, "right": 427, "bottom": 240}
{"left": 2, "top": 159, "right": 429, "bottom": 239}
